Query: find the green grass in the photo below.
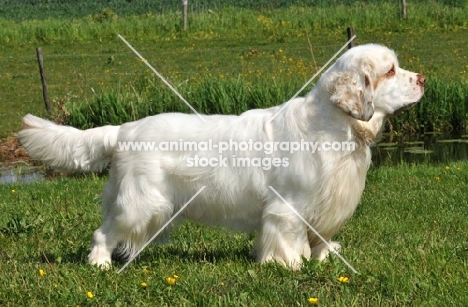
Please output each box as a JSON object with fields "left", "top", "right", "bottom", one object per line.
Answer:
{"left": 2, "top": 0, "right": 466, "bottom": 22}
{"left": 1, "top": 2, "right": 468, "bottom": 305}
{"left": 2, "top": 3, "right": 468, "bottom": 46}
{"left": 1, "top": 3, "right": 467, "bottom": 305}
{"left": 63, "top": 75, "right": 468, "bottom": 136}
{"left": 65, "top": 76, "right": 309, "bottom": 128}
{"left": 1, "top": 2, "right": 468, "bottom": 137}
{"left": 1, "top": 163, "right": 467, "bottom": 306}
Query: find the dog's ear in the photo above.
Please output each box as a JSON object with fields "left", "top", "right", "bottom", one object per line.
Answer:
{"left": 328, "top": 71, "right": 374, "bottom": 121}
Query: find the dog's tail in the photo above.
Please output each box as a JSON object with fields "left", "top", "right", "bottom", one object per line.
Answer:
{"left": 18, "top": 114, "right": 120, "bottom": 172}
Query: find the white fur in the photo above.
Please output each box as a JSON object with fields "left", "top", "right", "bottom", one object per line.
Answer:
{"left": 18, "top": 115, "right": 119, "bottom": 172}
{"left": 18, "top": 44, "right": 425, "bottom": 270}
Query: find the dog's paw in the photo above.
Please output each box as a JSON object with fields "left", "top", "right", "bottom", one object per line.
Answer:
{"left": 287, "top": 259, "right": 305, "bottom": 271}
{"left": 88, "top": 248, "right": 112, "bottom": 269}
{"left": 310, "top": 241, "right": 341, "bottom": 261}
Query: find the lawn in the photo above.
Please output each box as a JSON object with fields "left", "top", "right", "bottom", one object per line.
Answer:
{"left": 1, "top": 1, "right": 468, "bottom": 306}
{"left": 0, "top": 163, "right": 467, "bottom": 306}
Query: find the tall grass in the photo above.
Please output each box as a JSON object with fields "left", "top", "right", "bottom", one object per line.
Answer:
{"left": 405, "top": 78, "right": 468, "bottom": 133}
{"left": 2, "top": 0, "right": 466, "bottom": 22}
{"left": 66, "top": 75, "right": 308, "bottom": 128}
{"left": 1, "top": 2, "right": 467, "bottom": 46}
{"left": 66, "top": 75, "right": 468, "bottom": 135}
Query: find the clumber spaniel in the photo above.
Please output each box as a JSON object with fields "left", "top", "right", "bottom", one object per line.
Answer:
{"left": 19, "top": 44, "right": 425, "bottom": 270}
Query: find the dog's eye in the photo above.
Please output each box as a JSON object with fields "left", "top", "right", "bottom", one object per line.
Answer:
{"left": 386, "top": 65, "right": 395, "bottom": 76}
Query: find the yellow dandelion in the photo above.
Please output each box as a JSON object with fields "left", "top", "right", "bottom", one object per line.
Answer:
{"left": 11, "top": 189, "right": 16, "bottom": 194}
{"left": 143, "top": 268, "right": 150, "bottom": 274}
{"left": 87, "top": 291, "right": 94, "bottom": 299}
{"left": 435, "top": 176, "right": 440, "bottom": 181}
{"left": 39, "top": 269, "right": 46, "bottom": 276}
{"left": 445, "top": 166, "right": 450, "bottom": 170}
{"left": 338, "top": 276, "right": 349, "bottom": 283}
{"left": 166, "top": 277, "right": 176, "bottom": 285}
{"left": 140, "top": 282, "right": 147, "bottom": 288}
{"left": 173, "top": 274, "right": 179, "bottom": 280}
{"left": 308, "top": 297, "right": 319, "bottom": 304}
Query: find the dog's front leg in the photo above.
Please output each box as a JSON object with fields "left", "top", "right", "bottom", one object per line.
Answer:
{"left": 254, "top": 202, "right": 311, "bottom": 270}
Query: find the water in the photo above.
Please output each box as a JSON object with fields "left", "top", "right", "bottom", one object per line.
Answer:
{"left": 0, "top": 136, "right": 467, "bottom": 183}
{"left": 372, "top": 134, "right": 468, "bottom": 166}
{"left": 0, "top": 166, "right": 44, "bottom": 184}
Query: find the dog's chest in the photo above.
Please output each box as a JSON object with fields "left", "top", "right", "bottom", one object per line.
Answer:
{"left": 307, "top": 147, "right": 370, "bottom": 243}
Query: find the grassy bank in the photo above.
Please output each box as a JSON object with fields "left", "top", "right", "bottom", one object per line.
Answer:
{"left": 0, "top": 2, "right": 467, "bottom": 136}
{"left": 1, "top": 163, "right": 467, "bottom": 306}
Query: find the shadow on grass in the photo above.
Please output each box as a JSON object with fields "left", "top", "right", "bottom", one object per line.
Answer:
{"left": 115, "top": 233, "right": 256, "bottom": 267}
{"left": 39, "top": 246, "right": 90, "bottom": 265}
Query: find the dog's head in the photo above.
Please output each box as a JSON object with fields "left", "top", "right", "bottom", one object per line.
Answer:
{"left": 322, "top": 44, "right": 425, "bottom": 121}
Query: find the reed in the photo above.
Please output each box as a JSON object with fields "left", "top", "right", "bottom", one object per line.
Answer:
{"left": 66, "top": 75, "right": 306, "bottom": 128}
{"left": 389, "top": 78, "right": 468, "bottom": 135}
{"left": 66, "top": 75, "right": 468, "bottom": 135}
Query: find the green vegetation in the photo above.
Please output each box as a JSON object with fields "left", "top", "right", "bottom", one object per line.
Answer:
{"left": 2, "top": 0, "right": 465, "bottom": 21}
{"left": 1, "top": 163, "right": 467, "bottom": 305}
{"left": 65, "top": 76, "right": 308, "bottom": 128}
{"left": 1, "top": 1, "right": 467, "bottom": 137}
{"left": 64, "top": 75, "right": 468, "bottom": 136}
{"left": 1, "top": 2, "right": 468, "bottom": 305}
{"left": 2, "top": 2, "right": 468, "bottom": 46}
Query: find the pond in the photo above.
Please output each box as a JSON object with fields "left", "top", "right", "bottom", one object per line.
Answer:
{"left": 0, "top": 166, "right": 45, "bottom": 184}
{"left": 0, "top": 135, "right": 467, "bottom": 184}
{"left": 372, "top": 134, "right": 468, "bottom": 166}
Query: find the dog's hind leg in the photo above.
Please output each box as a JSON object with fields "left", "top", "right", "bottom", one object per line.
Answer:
{"left": 88, "top": 208, "right": 174, "bottom": 268}
{"left": 88, "top": 219, "right": 119, "bottom": 268}
{"left": 88, "top": 180, "right": 125, "bottom": 268}
{"left": 88, "top": 174, "right": 175, "bottom": 268}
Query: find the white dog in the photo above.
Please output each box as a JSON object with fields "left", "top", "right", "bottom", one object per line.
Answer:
{"left": 19, "top": 44, "right": 425, "bottom": 270}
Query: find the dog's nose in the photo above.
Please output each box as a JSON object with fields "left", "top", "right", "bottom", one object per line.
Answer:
{"left": 417, "top": 74, "right": 426, "bottom": 87}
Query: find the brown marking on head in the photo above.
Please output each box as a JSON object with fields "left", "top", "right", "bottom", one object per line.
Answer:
{"left": 372, "top": 64, "right": 396, "bottom": 90}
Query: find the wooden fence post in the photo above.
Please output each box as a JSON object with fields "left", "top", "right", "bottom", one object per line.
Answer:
{"left": 36, "top": 47, "right": 51, "bottom": 115}
{"left": 401, "top": 0, "right": 407, "bottom": 20}
{"left": 347, "top": 27, "right": 355, "bottom": 49}
{"left": 182, "top": 0, "right": 188, "bottom": 30}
